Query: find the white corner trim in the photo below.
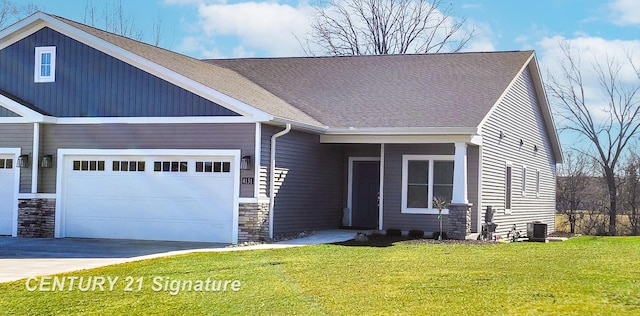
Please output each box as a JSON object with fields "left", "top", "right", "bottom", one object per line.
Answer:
{"left": 253, "top": 122, "right": 261, "bottom": 199}
{"left": 379, "top": 144, "right": 385, "bottom": 231}
{"left": 347, "top": 157, "right": 381, "bottom": 227}
{"left": 30, "top": 123, "right": 39, "bottom": 194}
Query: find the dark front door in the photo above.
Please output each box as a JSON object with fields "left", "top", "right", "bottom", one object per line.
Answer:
{"left": 352, "top": 160, "right": 380, "bottom": 229}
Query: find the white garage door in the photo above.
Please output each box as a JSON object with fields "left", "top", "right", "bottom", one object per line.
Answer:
{"left": 61, "top": 152, "right": 238, "bottom": 243}
{"left": 0, "top": 154, "right": 17, "bottom": 235}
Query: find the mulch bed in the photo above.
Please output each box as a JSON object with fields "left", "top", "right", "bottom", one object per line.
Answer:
{"left": 332, "top": 233, "right": 493, "bottom": 247}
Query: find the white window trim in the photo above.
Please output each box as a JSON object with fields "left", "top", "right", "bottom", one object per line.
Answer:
{"left": 34, "top": 46, "right": 56, "bottom": 83}
{"left": 521, "top": 165, "right": 527, "bottom": 196}
{"left": 505, "top": 161, "right": 513, "bottom": 214}
{"left": 401, "top": 154, "right": 454, "bottom": 215}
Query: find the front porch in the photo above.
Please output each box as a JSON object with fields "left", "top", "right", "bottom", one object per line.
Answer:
{"left": 338, "top": 142, "right": 479, "bottom": 239}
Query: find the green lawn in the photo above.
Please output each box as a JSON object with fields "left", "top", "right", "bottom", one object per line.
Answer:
{"left": 1, "top": 237, "right": 639, "bottom": 315}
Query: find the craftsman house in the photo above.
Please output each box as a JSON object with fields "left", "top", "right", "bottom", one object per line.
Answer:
{"left": 0, "top": 12, "right": 562, "bottom": 243}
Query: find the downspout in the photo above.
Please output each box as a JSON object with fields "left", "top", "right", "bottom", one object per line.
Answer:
{"left": 269, "top": 123, "right": 291, "bottom": 239}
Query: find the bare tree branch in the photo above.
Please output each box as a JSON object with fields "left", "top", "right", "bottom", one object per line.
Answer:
{"left": 304, "top": 0, "right": 473, "bottom": 56}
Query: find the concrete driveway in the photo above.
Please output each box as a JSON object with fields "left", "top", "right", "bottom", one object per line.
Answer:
{"left": 0, "top": 237, "right": 226, "bottom": 283}
{"left": 0, "top": 230, "right": 357, "bottom": 284}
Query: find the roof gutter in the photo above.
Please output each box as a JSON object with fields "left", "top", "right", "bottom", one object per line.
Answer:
{"left": 269, "top": 123, "right": 291, "bottom": 239}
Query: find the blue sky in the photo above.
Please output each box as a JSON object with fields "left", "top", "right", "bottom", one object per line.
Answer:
{"left": 13, "top": 0, "right": 640, "bottom": 151}
{"left": 22, "top": 0, "right": 639, "bottom": 59}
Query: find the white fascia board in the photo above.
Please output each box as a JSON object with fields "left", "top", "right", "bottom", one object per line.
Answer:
{"left": 53, "top": 116, "right": 259, "bottom": 124}
{"left": 0, "top": 94, "right": 45, "bottom": 122}
{"left": 270, "top": 117, "right": 327, "bottom": 133}
{"left": 0, "top": 13, "right": 46, "bottom": 48}
{"left": 320, "top": 134, "right": 479, "bottom": 144}
{"left": 325, "top": 126, "right": 478, "bottom": 135}
{"left": 1, "top": 13, "right": 271, "bottom": 122}
{"left": 527, "top": 54, "right": 564, "bottom": 163}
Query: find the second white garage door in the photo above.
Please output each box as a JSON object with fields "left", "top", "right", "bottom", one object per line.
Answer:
{"left": 59, "top": 150, "right": 239, "bottom": 243}
{"left": 0, "top": 153, "right": 17, "bottom": 236}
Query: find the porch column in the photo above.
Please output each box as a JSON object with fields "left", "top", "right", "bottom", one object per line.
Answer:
{"left": 451, "top": 142, "right": 468, "bottom": 204}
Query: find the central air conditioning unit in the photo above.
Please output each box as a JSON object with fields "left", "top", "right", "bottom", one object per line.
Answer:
{"left": 527, "top": 222, "right": 547, "bottom": 242}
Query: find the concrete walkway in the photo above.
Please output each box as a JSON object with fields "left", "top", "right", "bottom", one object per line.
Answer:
{"left": 0, "top": 230, "right": 356, "bottom": 283}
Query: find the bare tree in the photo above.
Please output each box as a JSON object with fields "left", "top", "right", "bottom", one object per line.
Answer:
{"left": 83, "top": 0, "right": 143, "bottom": 41}
{"left": 303, "top": 0, "right": 473, "bottom": 56}
{"left": 556, "top": 152, "right": 590, "bottom": 234}
{"left": 546, "top": 42, "right": 640, "bottom": 235}
{"left": 0, "top": 0, "right": 38, "bottom": 30}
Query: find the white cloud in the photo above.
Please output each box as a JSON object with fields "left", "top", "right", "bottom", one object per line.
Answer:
{"left": 461, "top": 19, "right": 495, "bottom": 52}
{"left": 609, "top": 0, "right": 640, "bottom": 25}
{"left": 193, "top": 1, "right": 313, "bottom": 57}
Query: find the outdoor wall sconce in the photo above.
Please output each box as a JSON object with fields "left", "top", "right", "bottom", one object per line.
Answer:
{"left": 499, "top": 130, "right": 505, "bottom": 139}
{"left": 40, "top": 154, "right": 53, "bottom": 168}
{"left": 519, "top": 139, "right": 524, "bottom": 146}
{"left": 17, "top": 154, "right": 29, "bottom": 168}
{"left": 533, "top": 145, "right": 538, "bottom": 152}
{"left": 240, "top": 155, "right": 252, "bottom": 170}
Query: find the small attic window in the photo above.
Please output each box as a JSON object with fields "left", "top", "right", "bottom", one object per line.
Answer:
{"left": 34, "top": 46, "right": 56, "bottom": 83}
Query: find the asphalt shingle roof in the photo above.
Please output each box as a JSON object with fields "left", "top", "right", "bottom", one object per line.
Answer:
{"left": 206, "top": 51, "right": 534, "bottom": 129}
{"left": 50, "top": 14, "right": 533, "bottom": 130}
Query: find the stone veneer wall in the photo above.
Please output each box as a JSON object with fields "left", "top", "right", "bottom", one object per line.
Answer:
{"left": 238, "top": 202, "right": 270, "bottom": 242}
{"left": 18, "top": 198, "right": 55, "bottom": 238}
{"left": 447, "top": 203, "right": 472, "bottom": 240}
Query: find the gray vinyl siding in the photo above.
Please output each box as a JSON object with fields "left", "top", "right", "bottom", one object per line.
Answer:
{"left": 382, "top": 143, "right": 479, "bottom": 233}
{"left": 261, "top": 124, "right": 344, "bottom": 235}
{"left": 0, "top": 107, "right": 19, "bottom": 117}
{"left": 0, "top": 123, "right": 33, "bottom": 193}
{"left": 38, "top": 123, "right": 255, "bottom": 197}
{"left": 0, "top": 27, "right": 238, "bottom": 117}
{"left": 480, "top": 66, "right": 557, "bottom": 235}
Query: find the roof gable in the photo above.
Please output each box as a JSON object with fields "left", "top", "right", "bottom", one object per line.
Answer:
{"left": 0, "top": 12, "right": 322, "bottom": 126}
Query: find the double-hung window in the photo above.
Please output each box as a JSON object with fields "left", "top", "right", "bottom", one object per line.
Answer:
{"left": 505, "top": 162, "right": 513, "bottom": 214}
{"left": 35, "top": 46, "right": 56, "bottom": 83}
{"left": 401, "top": 155, "right": 454, "bottom": 214}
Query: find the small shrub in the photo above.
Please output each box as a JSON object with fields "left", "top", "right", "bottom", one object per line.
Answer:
{"left": 408, "top": 230, "right": 424, "bottom": 238}
{"left": 386, "top": 228, "right": 402, "bottom": 236}
{"left": 432, "top": 231, "right": 448, "bottom": 240}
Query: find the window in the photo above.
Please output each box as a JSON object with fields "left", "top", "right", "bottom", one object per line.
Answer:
{"left": 73, "top": 160, "right": 105, "bottom": 171}
{"left": 401, "top": 155, "right": 454, "bottom": 214}
{"left": 113, "top": 161, "right": 145, "bottom": 172}
{"left": 536, "top": 169, "right": 541, "bottom": 197}
{"left": 521, "top": 165, "right": 527, "bottom": 196}
{"left": 153, "top": 161, "right": 187, "bottom": 172}
{"left": 0, "top": 158, "right": 13, "bottom": 169}
{"left": 35, "top": 46, "right": 56, "bottom": 83}
{"left": 195, "top": 161, "right": 231, "bottom": 173}
{"left": 505, "top": 162, "right": 512, "bottom": 214}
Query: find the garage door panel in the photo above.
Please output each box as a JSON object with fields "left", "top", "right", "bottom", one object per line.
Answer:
{"left": 65, "top": 197, "right": 233, "bottom": 222}
{"left": 65, "top": 217, "right": 232, "bottom": 242}
{"left": 65, "top": 175, "right": 233, "bottom": 200}
{"left": 62, "top": 153, "right": 237, "bottom": 243}
{"left": 0, "top": 155, "right": 16, "bottom": 235}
